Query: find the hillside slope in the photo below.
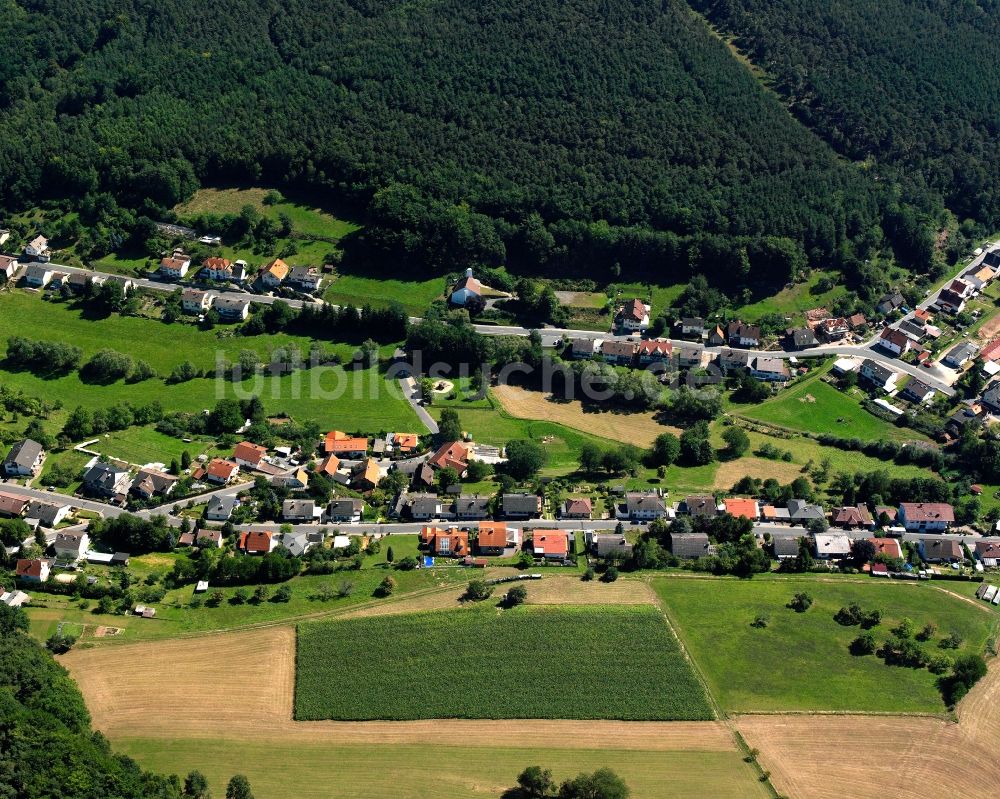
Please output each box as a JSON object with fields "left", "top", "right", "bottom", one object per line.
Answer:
{"left": 691, "top": 0, "right": 1000, "bottom": 232}
{"left": 0, "top": 0, "right": 884, "bottom": 282}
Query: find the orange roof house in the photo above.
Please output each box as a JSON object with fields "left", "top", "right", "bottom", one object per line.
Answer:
{"left": 432, "top": 528, "right": 469, "bottom": 557}
{"left": 724, "top": 498, "right": 759, "bottom": 520}
{"left": 352, "top": 458, "right": 381, "bottom": 491}
{"left": 259, "top": 258, "right": 289, "bottom": 283}
{"left": 233, "top": 441, "right": 267, "bottom": 468}
{"left": 392, "top": 433, "right": 420, "bottom": 453}
{"left": 532, "top": 530, "right": 569, "bottom": 559}
{"left": 868, "top": 537, "right": 904, "bottom": 560}
{"left": 420, "top": 525, "right": 444, "bottom": 545}
{"left": 477, "top": 522, "right": 510, "bottom": 553}
{"left": 241, "top": 530, "right": 275, "bottom": 554}
{"left": 316, "top": 455, "right": 341, "bottom": 476}
{"left": 428, "top": 441, "right": 469, "bottom": 473}
{"left": 205, "top": 458, "right": 240, "bottom": 484}
{"left": 324, "top": 431, "right": 368, "bottom": 456}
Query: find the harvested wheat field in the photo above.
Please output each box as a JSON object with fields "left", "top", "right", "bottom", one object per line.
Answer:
{"left": 493, "top": 384, "right": 677, "bottom": 446}
{"left": 737, "top": 663, "right": 1000, "bottom": 799}
{"left": 712, "top": 456, "right": 804, "bottom": 489}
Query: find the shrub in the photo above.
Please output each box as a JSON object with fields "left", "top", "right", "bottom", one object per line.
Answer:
{"left": 464, "top": 579, "right": 494, "bottom": 602}
{"left": 787, "top": 592, "right": 812, "bottom": 612}
{"left": 504, "top": 585, "right": 528, "bottom": 607}
{"left": 750, "top": 614, "right": 769, "bottom": 629}
{"left": 849, "top": 632, "right": 876, "bottom": 656}
{"left": 601, "top": 566, "right": 620, "bottom": 583}
{"left": 582, "top": 567, "right": 596, "bottom": 582}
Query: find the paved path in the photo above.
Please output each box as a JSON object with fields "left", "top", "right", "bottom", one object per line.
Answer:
{"left": 399, "top": 377, "right": 438, "bottom": 433}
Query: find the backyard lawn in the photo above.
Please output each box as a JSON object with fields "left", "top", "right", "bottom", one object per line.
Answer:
{"left": 655, "top": 577, "right": 997, "bottom": 714}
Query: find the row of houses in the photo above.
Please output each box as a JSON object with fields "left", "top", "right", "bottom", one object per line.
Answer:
{"left": 571, "top": 338, "right": 791, "bottom": 382}
{"left": 159, "top": 253, "right": 324, "bottom": 294}
{"left": 0, "top": 490, "right": 74, "bottom": 529}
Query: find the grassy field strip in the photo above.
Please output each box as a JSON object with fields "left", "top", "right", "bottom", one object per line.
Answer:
{"left": 295, "top": 606, "right": 715, "bottom": 721}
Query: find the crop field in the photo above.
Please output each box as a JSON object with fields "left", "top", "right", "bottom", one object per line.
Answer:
{"left": 294, "top": 605, "right": 714, "bottom": 721}
{"left": 493, "top": 384, "right": 679, "bottom": 447}
{"left": 655, "top": 577, "right": 997, "bottom": 713}
{"left": 738, "top": 371, "right": 921, "bottom": 441}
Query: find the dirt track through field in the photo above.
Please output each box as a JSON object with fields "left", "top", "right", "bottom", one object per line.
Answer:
{"left": 61, "top": 625, "right": 733, "bottom": 751}
{"left": 736, "top": 661, "right": 1000, "bottom": 799}
{"left": 493, "top": 384, "right": 678, "bottom": 446}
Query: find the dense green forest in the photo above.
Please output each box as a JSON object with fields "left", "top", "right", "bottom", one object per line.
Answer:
{"left": 691, "top": 0, "right": 1000, "bottom": 237}
{"left": 0, "top": 605, "right": 184, "bottom": 798}
{"left": 0, "top": 0, "right": 898, "bottom": 286}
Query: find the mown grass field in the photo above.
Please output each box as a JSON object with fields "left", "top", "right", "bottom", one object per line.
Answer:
{"left": 322, "top": 272, "right": 445, "bottom": 315}
{"left": 734, "top": 269, "right": 848, "bottom": 322}
{"left": 738, "top": 370, "right": 922, "bottom": 442}
{"left": 114, "top": 739, "right": 769, "bottom": 799}
{"left": 295, "top": 605, "right": 714, "bottom": 721}
{"left": 91, "top": 427, "right": 218, "bottom": 466}
{"left": 655, "top": 577, "right": 998, "bottom": 714}
{"left": 0, "top": 292, "right": 418, "bottom": 434}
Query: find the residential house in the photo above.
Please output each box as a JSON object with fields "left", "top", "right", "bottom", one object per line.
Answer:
{"left": 23, "top": 264, "right": 54, "bottom": 287}
{"left": 877, "top": 291, "right": 905, "bottom": 315}
{"left": 936, "top": 288, "right": 967, "bottom": 314}
{"left": 26, "top": 500, "right": 71, "bottom": 528}
{"left": 848, "top": 313, "right": 868, "bottom": 331}
{"left": 3, "top": 439, "right": 45, "bottom": 477}
{"left": 287, "top": 265, "right": 323, "bottom": 293}
{"left": 202, "top": 458, "right": 240, "bottom": 485}
{"left": 669, "top": 532, "right": 710, "bottom": 559}
{"left": 181, "top": 288, "right": 215, "bottom": 314}
{"left": 718, "top": 348, "right": 750, "bottom": 374}
{"left": 601, "top": 339, "right": 637, "bottom": 365}
{"left": 819, "top": 317, "right": 850, "bottom": 341}
{"left": 727, "top": 321, "right": 761, "bottom": 347}
{"left": 707, "top": 325, "right": 727, "bottom": 346}
{"left": 772, "top": 535, "right": 804, "bottom": 560}
{"left": 274, "top": 468, "right": 309, "bottom": 490}
{"left": 750, "top": 356, "right": 790, "bottom": 383}
{"left": 675, "top": 344, "right": 704, "bottom": 369}
{"left": 878, "top": 327, "right": 911, "bottom": 357}
{"left": 900, "top": 379, "right": 935, "bottom": 404}
{"left": 282, "top": 499, "right": 321, "bottom": 523}
{"left": 258, "top": 258, "right": 290, "bottom": 288}
{"left": 205, "top": 495, "right": 236, "bottom": 522}
{"left": 502, "top": 492, "right": 542, "bottom": 519}
{"left": 432, "top": 528, "right": 470, "bottom": 557}
{"left": 948, "top": 278, "right": 975, "bottom": 299}
{"left": 450, "top": 269, "right": 482, "bottom": 306}
{"left": 831, "top": 504, "right": 874, "bottom": 530}
{"left": 561, "top": 497, "right": 592, "bottom": 519}
{"left": 351, "top": 458, "right": 382, "bottom": 491}
{"left": 532, "top": 530, "right": 569, "bottom": 560}
{"left": 592, "top": 534, "right": 632, "bottom": 558}
{"left": 326, "top": 498, "right": 364, "bottom": 523}
{"left": 130, "top": 468, "right": 178, "bottom": 500}
{"left": 677, "top": 317, "right": 706, "bottom": 338}
{"left": 0, "top": 254, "right": 19, "bottom": 281}
{"left": 214, "top": 296, "right": 251, "bottom": 321}
{"left": 53, "top": 531, "right": 89, "bottom": 562}
{"left": 428, "top": 441, "right": 469, "bottom": 475}
{"left": 943, "top": 341, "right": 979, "bottom": 369}
{"left": 455, "top": 495, "right": 490, "bottom": 520}
{"left": 788, "top": 327, "right": 818, "bottom": 350}
{"left": 24, "top": 235, "right": 50, "bottom": 262}
{"left": 477, "top": 522, "right": 516, "bottom": 555}
{"left": 982, "top": 338, "right": 1000, "bottom": 363}
{"left": 813, "top": 533, "right": 852, "bottom": 559}
{"left": 918, "top": 537, "right": 962, "bottom": 563}
{"left": 618, "top": 298, "right": 650, "bottom": 332}
{"left": 159, "top": 254, "right": 191, "bottom": 279}
{"left": 15, "top": 558, "right": 50, "bottom": 583}
{"left": 396, "top": 492, "right": 445, "bottom": 522}
{"left": 636, "top": 339, "right": 673, "bottom": 365}
{"left": 860, "top": 359, "right": 899, "bottom": 393}
{"left": 390, "top": 432, "right": 420, "bottom": 456}
{"left": 760, "top": 504, "right": 791, "bottom": 523}
{"left": 898, "top": 502, "right": 954, "bottom": 532}
{"left": 316, "top": 454, "right": 341, "bottom": 477}
{"left": 683, "top": 494, "right": 718, "bottom": 519}
{"left": 983, "top": 385, "right": 1000, "bottom": 415}
{"left": 241, "top": 530, "right": 278, "bottom": 555}
{"left": 66, "top": 272, "right": 90, "bottom": 293}
{"left": 324, "top": 431, "right": 369, "bottom": 458}
{"left": 975, "top": 540, "right": 1000, "bottom": 567}
{"left": 82, "top": 462, "right": 132, "bottom": 499}
{"left": 201, "top": 256, "right": 233, "bottom": 281}
{"left": 410, "top": 462, "right": 435, "bottom": 489}
{"left": 0, "top": 491, "right": 29, "bottom": 518}
{"left": 283, "top": 531, "right": 321, "bottom": 558}
{"left": 874, "top": 506, "right": 898, "bottom": 526}
{"left": 724, "top": 497, "right": 759, "bottom": 520}
{"left": 869, "top": 537, "right": 904, "bottom": 560}
{"left": 788, "top": 499, "right": 826, "bottom": 523}
{"left": 570, "top": 337, "right": 600, "bottom": 359}
{"left": 897, "top": 320, "right": 926, "bottom": 341}
{"left": 626, "top": 491, "right": 668, "bottom": 520}
{"left": 233, "top": 441, "right": 268, "bottom": 470}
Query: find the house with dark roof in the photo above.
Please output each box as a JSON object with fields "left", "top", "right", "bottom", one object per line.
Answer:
{"left": 205, "top": 495, "right": 236, "bottom": 521}
{"left": 683, "top": 495, "right": 718, "bottom": 518}
{"left": 787, "top": 499, "right": 825, "bottom": 522}
{"left": 726, "top": 321, "right": 761, "bottom": 347}
{"left": 877, "top": 291, "right": 905, "bottom": 315}
{"left": 918, "top": 537, "right": 962, "bottom": 563}
{"left": 900, "top": 379, "right": 936, "bottom": 404}
{"left": 27, "top": 500, "right": 72, "bottom": 529}
{"left": 750, "top": 356, "right": 790, "bottom": 383}
{"left": 53, "top": 531, "right": 89, "bottom": 562}
{"left": 626, "top": 491, "right": 668, "bottom": 520}
{"left": 878, "top": 327, "right": 911, "bottom": 357}
{"left": 983, "top": 384, "right": 1000, "bottom": 415}
{"left": 831, "top": 504, "right": 874, "bottom": 530}
{"left": 677, "top": 318, "right": 706, "bottom": 338}
{"left": 772, "top": 535, "right": 804, "bottom": 559}
{"left": 502, "top": 493, "right": 542, "bottom": 519}
{"left": 130, "top": 468, "right": 178, "bottom": 500}
{"left": 455, "top": 495, "right": 490, "bottom": 520}
{"left": 3, "top": 439, "right": 45, "bottom": 477}
{"left": 936, "top": 288, "right": 967, "bottom": 314}
{"left": 395, "top": 492, "right": 447, "bottom": 521}
{"left": 282, "top": 499, "right": 320, "bottom": 522}
{"left": 787, "top": 328, "right": 818, "bottom": 350}
{"left": 82, "top": 462, "right": 132, "bottom": 499}
{"left": 717, "top": 348, "right": 751, "bottom": 373}
{"left": 860, "top": 359, "right": 899, "bottom": 393}
{"left": 592, "top": 534, "right": 632, "bottom": 558}
{"left": 326, "top": 498, "right": 364, "bottom": 523}
{"left": 669, "top": 532, "right": 710, "bottom": 559}
{"left": 601, "top": 339, "right": 638, "bottom": 365}
{"left": 974, "top": 540, "right": 1000, "bottom": 567}
{"left": 943, "top": 341, "right": 979, "bottom": 369}
{"left": 561, "top": 497, "right": 592, "bottom": 519}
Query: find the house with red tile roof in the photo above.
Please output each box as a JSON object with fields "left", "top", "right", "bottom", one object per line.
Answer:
{"left": 240, "top": 530, "right": 277, "bottom": 555}
{"left": 532, "top": 530, "right": 569, "bottom": 560}
{"left": 724, "top": 497, "right": 759, "bottom": 520}
{"left": 203, "top": 458, "right": 240, "bottom": 485}
{"left": 450, "top": 269, "right": 482, "bottom": 306}
{"left": 617, "top": 298, "right": 650, "bottom": 332}
{"left": 868, "top": 537, "right": 904, "bottom": 560}
{"left": 316, "top": 454, "right": 341, "bottom": 476}
{"left": 476, "top": 522, "right": 514, "bottom": 555}
{"left": 432, "top": 528, "right": 469, "bottom": 557}
{"left": 636, "top": 339, "right": 673, "bottom": 365}
{"left": 258, "top": 258, "right": 290, "bottom": 288}
{"left": 324, "top": 431, "right": 368, "bottom": 458}
{"left": 391, "top": 432, "right": 420, "bottom": 454}
{"left": 15, "top": 558, "right": 49, "bottom": 582}
{"left": 0, "top": 491, "right": 29, "bottom": 518}
{"left": 428, "top": 441, "right": 469, "bottom": 475}
{"left": 233, "top": 441, "right": 268, "bottom": 469}
{"left": 898, "top": 502, "right": 955, "bottom": 532}
{"left": 560, "top": 497, "right": 592, "bottom": 519}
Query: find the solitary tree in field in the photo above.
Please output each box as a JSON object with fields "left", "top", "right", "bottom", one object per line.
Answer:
{"left": 504, "top": 585, "right": 528, "bottom": 607}
{"left": 225, "top": 774, "right": 253, "bottom": 799}
{"left": 464, "top": 579, "right": 493, "bottom": 602}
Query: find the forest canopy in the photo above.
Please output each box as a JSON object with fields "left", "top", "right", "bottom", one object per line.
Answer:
{"left": 0, "top": 0, "right": 901, "bottom": 286}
